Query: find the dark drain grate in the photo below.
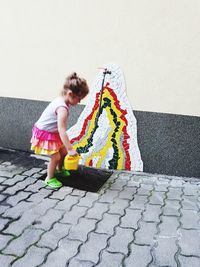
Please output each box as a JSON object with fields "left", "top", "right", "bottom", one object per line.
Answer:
{"left": 41, "top": 166, "right": 113, "bottom": 193}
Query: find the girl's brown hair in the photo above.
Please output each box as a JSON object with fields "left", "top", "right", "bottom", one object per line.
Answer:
{"left": 63, "top": 72, "right": 89, "bottom": 98}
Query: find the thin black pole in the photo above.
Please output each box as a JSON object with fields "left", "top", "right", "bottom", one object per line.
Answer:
{"left": 86, "top": 68, "right": 112, "bottom": 146}
{"left": 95, "top": 68, "right": 111, "bottom": 124}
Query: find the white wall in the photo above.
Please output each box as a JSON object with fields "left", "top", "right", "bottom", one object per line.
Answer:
{"left": 0, "top": 0, "right": 200, "bottom": 116}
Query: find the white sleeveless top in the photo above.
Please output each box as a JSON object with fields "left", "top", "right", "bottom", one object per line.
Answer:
{"left": 35, "top": 97, "right": 70, "bottom": 132}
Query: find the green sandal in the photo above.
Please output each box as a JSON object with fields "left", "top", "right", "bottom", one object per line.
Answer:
{"left": 45, "top": 178, "right": 62, "bottom": 188}
{"left": 55, "top": 169, "right": 70, "bottom": 177}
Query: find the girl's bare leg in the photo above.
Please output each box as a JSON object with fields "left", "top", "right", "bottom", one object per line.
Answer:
{"left": 57, "top": 147, "right": 67, "bottom": 171}
{"left": 46, "top": 152, "right": 61, "bottom": 182}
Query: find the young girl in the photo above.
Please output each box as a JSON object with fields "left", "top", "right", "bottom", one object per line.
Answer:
{"left": 30, "top": 72, "right": 89, "bottom": 188}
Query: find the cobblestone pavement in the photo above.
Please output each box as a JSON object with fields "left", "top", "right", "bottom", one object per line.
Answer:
{"left": 0, "top": 149, "right": 200, "bottom": 267}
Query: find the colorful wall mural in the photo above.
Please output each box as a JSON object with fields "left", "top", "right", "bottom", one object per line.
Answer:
{"left": 67, "top": 64, "right": 143, "bottom": 171}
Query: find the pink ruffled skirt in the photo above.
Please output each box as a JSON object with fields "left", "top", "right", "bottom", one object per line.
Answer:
{"left": 30, "top": 126, "right": 64, "bottom": 155}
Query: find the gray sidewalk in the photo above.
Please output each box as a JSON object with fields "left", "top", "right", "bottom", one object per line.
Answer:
{"left": 0, "top": 149, "right": 200, "bottom": 267}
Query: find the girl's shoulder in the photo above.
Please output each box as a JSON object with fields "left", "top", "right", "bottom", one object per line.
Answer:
{"left": 51, "top": 97, "right": 70, "bottom": 114}
{"left": 50, "top": 97, "right": 66, "bottom": 106}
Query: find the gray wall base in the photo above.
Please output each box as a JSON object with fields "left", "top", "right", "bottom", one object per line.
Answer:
{"left": 0, "top": 97, "right": 199, "bottom": 178}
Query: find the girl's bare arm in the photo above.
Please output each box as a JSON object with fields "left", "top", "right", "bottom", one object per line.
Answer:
{"left": 57, "top": 107, "right": 74, "bottom": 151}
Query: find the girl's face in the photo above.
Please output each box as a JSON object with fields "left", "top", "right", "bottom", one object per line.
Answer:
{"left": 64, "top": 90, "right": 82, "bottom": 105}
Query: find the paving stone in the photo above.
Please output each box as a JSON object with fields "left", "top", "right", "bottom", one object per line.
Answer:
{"left": 22, "top": 168, "right": 42, "bottom": 176}
{"left": 126, "top": 179, "right": 140, "bottom": 188}
{"left": 110, "top": 179, "right": 127, "bottom": 190}
{"left": 0, "top": 194, "right": 7, "bottom": 202}
{"left": 182, "top": 195, "right": 199, "bottom": 210}
{"left": 86, "top": 202, "right": 109, "bottom": 220}
{"left": 143, "top": 204, "right": 162, "bottom": 222}
{"left": 163, "top": 199, "right": 180, "bottom": 216}
{"left": 3, "top": 178, "right": 36, "bottom": 195}
{"left": 156, "top": 179, "right": 169, "bottom": 185}
{"left": 27, "top": 188, "right": 52, "bottom": 203}
{"left": 141, "top": 176, "right": 157, "bottom": 185}
{"left": 135, "top": 221, "right": 157, "bottom": 245}
{"left": 118, "top": 187, "right": 137, "bottom": 200}
{"left": 0, "top": 204, "right": 10, "bottom": 215}
{"left": 170, "top": 179, "right": 184, "bottom": 187}
{"left": 3, "top": 201, "right": 33, "bottom": 219}
{"left": 181, "top": 209, "right": 200, "bottom": 229}
{"left": 153, "top": 237, "right": 178, "bottom": 266}
{"left": 12, "top": 246, "right": 50, "bottom": 267}
{"left": 178, "top": 255, "right": 200, "bottom": 267}
{"left": 2, "top": 175, "right": 26, "bottom": 186}
{"left": 154, "top": 184, "right": 169, "bottom": 192}
{"left": 149, "top": 191, "right": 165, "bottom": 205}
{"left": 33, "top": 208, "right": 64, "bottom": 231}
{"left": 98, "top": 189, "right": 119, "bottom": 204}
{"left": 137, "top": 187, "right": 151, "bottom": 196}
{"left": 68, "top": 217, "right": 97, "bottom": 242}
{"left": 140, "top": 183, "right": 154, "bottom": 190}
{"left": 118, "top": 172, "right": 133, "bottom": 180}
{"left": 0, "top": 217, "right": 9, "bottom": 231}
{"left": 107, "top": 227, "right": 133, "bottom": 254}
{"left": 0, "top": 176, "right": 7, "bottom": 184}
{"left": 183, "top": 184, "right": 199, "bottom": 196}
{"left": 4, "top": 210, "right": 40, "bottom": 236}
{"left": 32, "top": 198, "right": 58, "bottom": 216}
{"left": 71, "top": 189, "right": 86, "bottom": 197}
{"left": 24, "top": 181, "right": 44, "bottom": 193}
{"left": 0, "top": 184, "right": 6, "bottom": 193}
{"left": 37, "top": 223, "right": 71, "bottom": 250}
{"left": 3, "top": 227, "right": 43, "bottom": 256}
{"left": 108, "top": 198, "right": 129, "bottom": 215}
{"left": 77, "top": 232, "right": 109, "bottom": 263}
{"left": 130, "top": 175, "right": 143, "bottom": 183}
{"left": 77, "top": 192, "right": 99, "bottom": 207}
{"left": 179, "top": 229, "right": 200, "bottom": 256}
{"left": 96, "top": 213, "right": 120, "bottom": 235}
{"left": 39, "top": 169, "right": 47, "bottom": 175}
{"left": 167, "top": 187, "right": 182, "bottom": 200}
{"left": 6, "top": 191, "right": 32, "bottom": 206}
{"left": 0, "top": 165, "right": 25, "bottom": 178}
{"left": 129, "top": 195, "right": 148, "bottom": 210}
{"left": 31, "top": 172, "right": 44, "bottom": 179}
{"left": 0, "top": 234, "right": 14, "bottom": 250}
{"left": 120, "top": 208, "right": 142, "bottom": 229}
{"left": 159, "top": 216, "right": 179, "bottom": 237}
{"left": 68, "top": 258, "right": 94, "bottom": 267}
{"left": 42, "top": 239, "right": 81, "bottom": 267}
{"left": 96, "top": 250, "right": 124, "bottom": 267}
{"left": 55, "top": 195, "right": 80, "bottom": 211}
{"left": 50, "top": 187, "right": 73, "bottom": 200}
{"left": 60, "top": 205, "right": 87, "bottom": 224}
{"left": 0, "top": 254, "right": 16, "bottom": 266}
{"left": 124, "top": 243, "right": 152, "bottom": 267}
{"left": 137, "top": 186, "right": 152, "bottom": 196}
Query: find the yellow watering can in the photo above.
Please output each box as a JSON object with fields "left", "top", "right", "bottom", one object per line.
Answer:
{"left": 64, "top": 154, "right": 82, "bottom": 170}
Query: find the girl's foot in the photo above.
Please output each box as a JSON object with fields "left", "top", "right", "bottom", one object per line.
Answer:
{"left": 44, "top": 178, "right": 62, "bottom": 188}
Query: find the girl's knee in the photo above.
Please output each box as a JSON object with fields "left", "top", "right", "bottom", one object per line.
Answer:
{"left": 60, "top": 147, "right": 67, "bottom": 157}
{"left": 51, "top": 152, "right": 61, "bottom": 162}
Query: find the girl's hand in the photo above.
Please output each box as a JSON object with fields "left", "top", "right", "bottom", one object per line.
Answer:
{"left": 68, "top": 149, "right": 78, "bottom": 156}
